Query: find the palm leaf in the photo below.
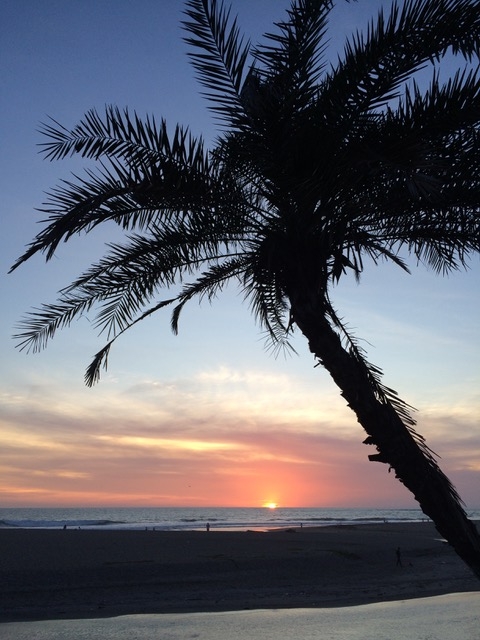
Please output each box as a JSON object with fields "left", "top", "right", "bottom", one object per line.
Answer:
{"left": 183, "top": 0, "right": 251, "bottom": 124}
{"left": 10, "top": 117, "right": 215, "bottom": 271}
{"left": 170, "top": 255, "right": 249, "bottom": 333}
{"left": 252, "top": 0, "right": 332, "bottom": 101}
{"left": 319, "top": 0, "right": 480, "bottom": 128}
{"left": 84, "top": 297, "right": 175, "bottom": 386}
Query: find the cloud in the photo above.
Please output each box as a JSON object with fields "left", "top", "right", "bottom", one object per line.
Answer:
{"left": 1, "top": 365, "right": 478, "bottom": 508}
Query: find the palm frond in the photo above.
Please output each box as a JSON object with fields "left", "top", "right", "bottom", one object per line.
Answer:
{"left": 324, "top": 300, "right": 464, "bottom": 505}
{"left": 252, "top": 0, "right": 333, "bottom": 102}
{"left": 14, "top": 297, "right": 96, "bottom": 354}
{"left": 170, "top": 256, "right": 249, "bottom": 333}
{"left": 319, "top": 0, "right": 480, "bottom": 125}
{"left": 396, "top": 68, "right": 480, "bottom": 135}
{"left": 84, "top": 297, "right": 175, "bottom": 386}
{"left": 40, "top": 106, "right": 164, "bottom": 163}
{"left": 13, "top": 215, "right": 235, "bottom": 353}
{"left": 242, "top": 257, "right": 292, "bottom": 352}
{"left": 396, "top": 206, "right": 480, "bottom": 273}
{"left": 325, "top": 300, "right": 416, "bottom": 424}
{"left": 39, "top": 106, "right": 208, "bottom": 177}
{"left": 10, "top": 121, "right": 215, "bottom": 271}
{"left": 183, "top": 0, "right": 251, "bottom": 124}
{"left": 80, "top": 231, "right": 240, "bottom": 339}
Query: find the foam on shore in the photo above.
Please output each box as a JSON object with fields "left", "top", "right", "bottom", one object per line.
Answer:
{"left": 3, "top": 593, "right": 479, "bottom": 640}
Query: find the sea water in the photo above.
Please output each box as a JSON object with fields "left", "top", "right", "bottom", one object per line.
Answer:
{"left": 2, "top": 593, "right": 480, "bottom": 640}
{"left": 2, "top": 506, "right": 475, "bottom": 531}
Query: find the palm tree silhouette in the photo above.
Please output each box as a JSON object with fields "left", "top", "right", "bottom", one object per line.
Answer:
{"left": 11, "top": 0, "right": 480, "bottom": 576}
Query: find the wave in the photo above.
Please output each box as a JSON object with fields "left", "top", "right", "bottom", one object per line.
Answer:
{"left": 1, "top": 507, "right": 469, "bottom": 532}
{"left": 298, "top": 516, "right": 425, "bottom": 523}
{"left": 0, "top": 519, "right": 127, "bottom": 529}
{"left": 180, "top": 518, "right": 220, "bottom": 523}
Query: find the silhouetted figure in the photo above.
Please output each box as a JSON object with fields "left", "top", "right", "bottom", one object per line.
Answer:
{"left": 206, "top": 522, "right": 210, "bottom": 532}
{"left": 396, "top": 546, "right": 402, "bottom": 567}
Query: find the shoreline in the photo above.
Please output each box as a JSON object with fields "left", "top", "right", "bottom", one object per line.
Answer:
{"left": 1, "top": 522, "right": 478, "bottom": 622}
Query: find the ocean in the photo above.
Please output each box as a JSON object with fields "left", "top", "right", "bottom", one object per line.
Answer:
{"left": 2, "top": 506, "right": 479, "bottom": 531}
{"left": 4, "top": 594, "right": 480, "bottom": 640}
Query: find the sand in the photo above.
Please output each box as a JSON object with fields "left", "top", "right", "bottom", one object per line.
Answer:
{"left": 1, "top": 523, "right": 478, "bottom": 622}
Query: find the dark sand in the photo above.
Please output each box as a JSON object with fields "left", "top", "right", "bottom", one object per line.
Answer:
{"left": 1, "top": 523, "right": 478, "bottom": 622}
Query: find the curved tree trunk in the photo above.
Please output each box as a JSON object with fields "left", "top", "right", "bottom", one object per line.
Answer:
{"left": 290, "top": 293, "right": 480, "bottom": 579}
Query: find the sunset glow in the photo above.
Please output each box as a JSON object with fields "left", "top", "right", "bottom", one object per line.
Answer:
{"left": 263, "top": 502, "right": 278, "bottom": 509}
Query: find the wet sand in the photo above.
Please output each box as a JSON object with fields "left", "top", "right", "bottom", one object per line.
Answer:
{"left": 1, "top": 523, "right": 478, "bottom": 622}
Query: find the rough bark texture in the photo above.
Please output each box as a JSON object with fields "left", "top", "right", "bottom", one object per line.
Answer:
{"left": 290, "top": 293, "right": 480, "bottom": 580}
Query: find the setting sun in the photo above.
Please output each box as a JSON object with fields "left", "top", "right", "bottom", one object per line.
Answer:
{"left": 263, "top": 502, "right": 278, "bottom": 509}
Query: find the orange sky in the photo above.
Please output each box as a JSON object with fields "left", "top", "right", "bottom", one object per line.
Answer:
{"left": 2, "top": 363, "right": 478, "bottom": 509}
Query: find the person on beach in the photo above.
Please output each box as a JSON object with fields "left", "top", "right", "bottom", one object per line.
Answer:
{"left": 396, "top": 546, "right": 402, "bottom": 567}
{"left": 206, "top": 522, "right": 210, "bottom": 532}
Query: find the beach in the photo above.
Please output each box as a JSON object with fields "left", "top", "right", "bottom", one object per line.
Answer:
{"left": 1, "top": 522, "right": 478, "bottom": 623}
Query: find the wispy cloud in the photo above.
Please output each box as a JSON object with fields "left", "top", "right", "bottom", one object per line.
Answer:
{"left": 1, "top": 363, "right": 478, "bottom": 508}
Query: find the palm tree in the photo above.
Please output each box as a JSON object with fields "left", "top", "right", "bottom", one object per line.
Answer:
{"left": 10, "top": 0, "right": 480, "bottom": 576}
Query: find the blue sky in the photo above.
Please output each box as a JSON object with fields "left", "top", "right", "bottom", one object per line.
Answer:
{"left": 1, "top": 0, "right": 479, "bottom": 508}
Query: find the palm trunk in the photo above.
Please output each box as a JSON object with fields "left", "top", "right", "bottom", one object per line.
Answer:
{"left": 290, "top": 293, "right": 480, "bottom": 579}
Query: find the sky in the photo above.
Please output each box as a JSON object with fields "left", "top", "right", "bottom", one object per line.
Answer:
{"left": 1, "top": 0, "right": 479, "bottom": 510}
